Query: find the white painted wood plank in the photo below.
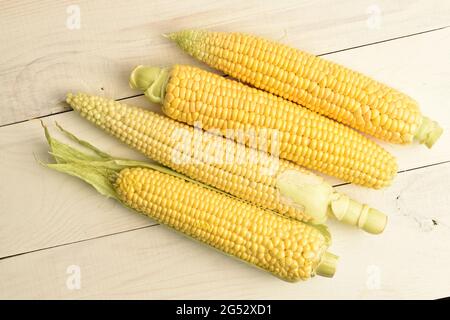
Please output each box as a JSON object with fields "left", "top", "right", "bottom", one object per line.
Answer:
{"left": 1, "top": 2, "right": 450, "bottom": 299}
{"left": 1, "top": 23, "right": 450, "bottom": 258}
{"left": 0, "top": 97, "right": 157, "bottom": 259}
{"left": 1, "top": 162, "right": 449, "bottom": 299}
{"left": 1, "top": 0, "right": 449, "bottom": 125}
{"left": 321, "top": 27, "right": 450, "bottom": 170}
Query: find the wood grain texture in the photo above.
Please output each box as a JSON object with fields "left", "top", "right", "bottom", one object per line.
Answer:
{"left": 1, "top": 0, "right": 450, "bottom": 300}
{"left": 1, "top": 163, "right": 449, "bottom": 299}
{"left": 1, "top": 0, "right": 449, "bottom": 125}
{"left": 0, "top": 97, "right": 156, "bottom": 259}
{"left": 1, "top": 24, "right": 450, "bottom": 258}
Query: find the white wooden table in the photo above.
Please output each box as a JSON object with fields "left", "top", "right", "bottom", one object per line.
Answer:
{"left": 1, "top": 0, "right": 449, "bottom": 299}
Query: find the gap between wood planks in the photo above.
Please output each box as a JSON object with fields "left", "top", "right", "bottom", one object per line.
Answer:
{"left": 1, "top": 159, "right": 449, "bottom": 262}
{"left": 0, "top": 24, "right": 448, "bottom": 129}
{"left": 1, "top": 25, "right": 449, "bottom": 261}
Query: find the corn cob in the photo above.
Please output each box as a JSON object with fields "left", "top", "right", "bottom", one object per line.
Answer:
{"left": 40, "top": 123, "right": 338, "bottom": 282}
{"left": 67, "top": 93, "right": 388, "bottom": 234}
{"left": 129, "top": 64, "right": 397, "bottom": 189}
{"left": 167, "top": 30, "right": 443, "bottom": 147}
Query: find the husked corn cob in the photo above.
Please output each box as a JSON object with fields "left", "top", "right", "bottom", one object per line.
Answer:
{"left": 167, "top": 30, "right": 443, "bottom": 147}
{"left": 67, "top": 93, "right": 387, "bottom": 234}
{"left": 41, "top": 124, "right": 338, "bottom": 281}
{"left": 129, "top": 64, "right": 397, "bottom": 189}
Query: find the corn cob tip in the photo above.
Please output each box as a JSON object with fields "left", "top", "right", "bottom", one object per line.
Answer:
{"left": 66, "top": 92, "right": 89, "bottom": 113}
{"left": 66, "top": 92, "right": 83, "bottom": 113}
{"left": 165, "top": 30, "right": 187, "bottom": 41}
{"left": 414, "top": 116, "right": 443, "bottom": 148}
{"left": 316, "top": 252, "right": 338, "bottom": 278}
{"left": 166, "top": 30, "right": 206, "bottom": 55}
{"left": 129, "top": 65, "right": 169, "bottom": 104}
{"left": 165, "top": 32, "right": 177, "bottom": 40}
{"left": 66, "top": 92, "right": 73, "bottom": 103}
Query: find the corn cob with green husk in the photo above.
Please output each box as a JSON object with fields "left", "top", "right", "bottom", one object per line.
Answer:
{"left": 40, "top": 123, "right": 338, "bottom": 282}
{"left": 167, "top": 30, "right": 443, "bottom": 147}
{"left": 67, "top": 93, "right": 387, "bottom": 234}
{"left": 128, "top": 64, "right": 398, "bottom": 189}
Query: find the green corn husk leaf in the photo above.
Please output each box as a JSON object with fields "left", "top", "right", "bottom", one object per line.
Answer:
{"left": 39, "top": 121, "right": 332, "bottom": 245}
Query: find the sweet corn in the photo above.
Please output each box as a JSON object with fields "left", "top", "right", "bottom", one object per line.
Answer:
{"left": 168, "top": 30, "right": 443, "bottom": 147}
{"left": 129, "top": 65, "right": 397, "bottom": 189}
{"left": 41, "top": 124, "right": 338, "bottom": 281}
{"left": 67, "top": 93, "right": 388, "bottom": 234}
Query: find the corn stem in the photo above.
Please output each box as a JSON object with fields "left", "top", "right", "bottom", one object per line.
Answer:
{"left": 129, "top": 65, "right": 169, "bottom": 104}
{"left": 414, "top": 116, "right": 443, "bottom": 148}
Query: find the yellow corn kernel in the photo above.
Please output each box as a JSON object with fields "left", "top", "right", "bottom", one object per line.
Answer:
{"left": 116, "top": 167, "right": 330, "bottom": 281}
{"left": 42, "top": 126, "right": 337, "bottom": 282}
{"left": 68, "top": 93, "right": 388, "bottom": 234}
{"left": 129, "top": 65, "right": 397, "bottom": 189}
{"left": 67, "top": 93, "right": 311, "bottom": 222}
{"left": 168, "top": 30, "right": 442, "bottom": 147}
